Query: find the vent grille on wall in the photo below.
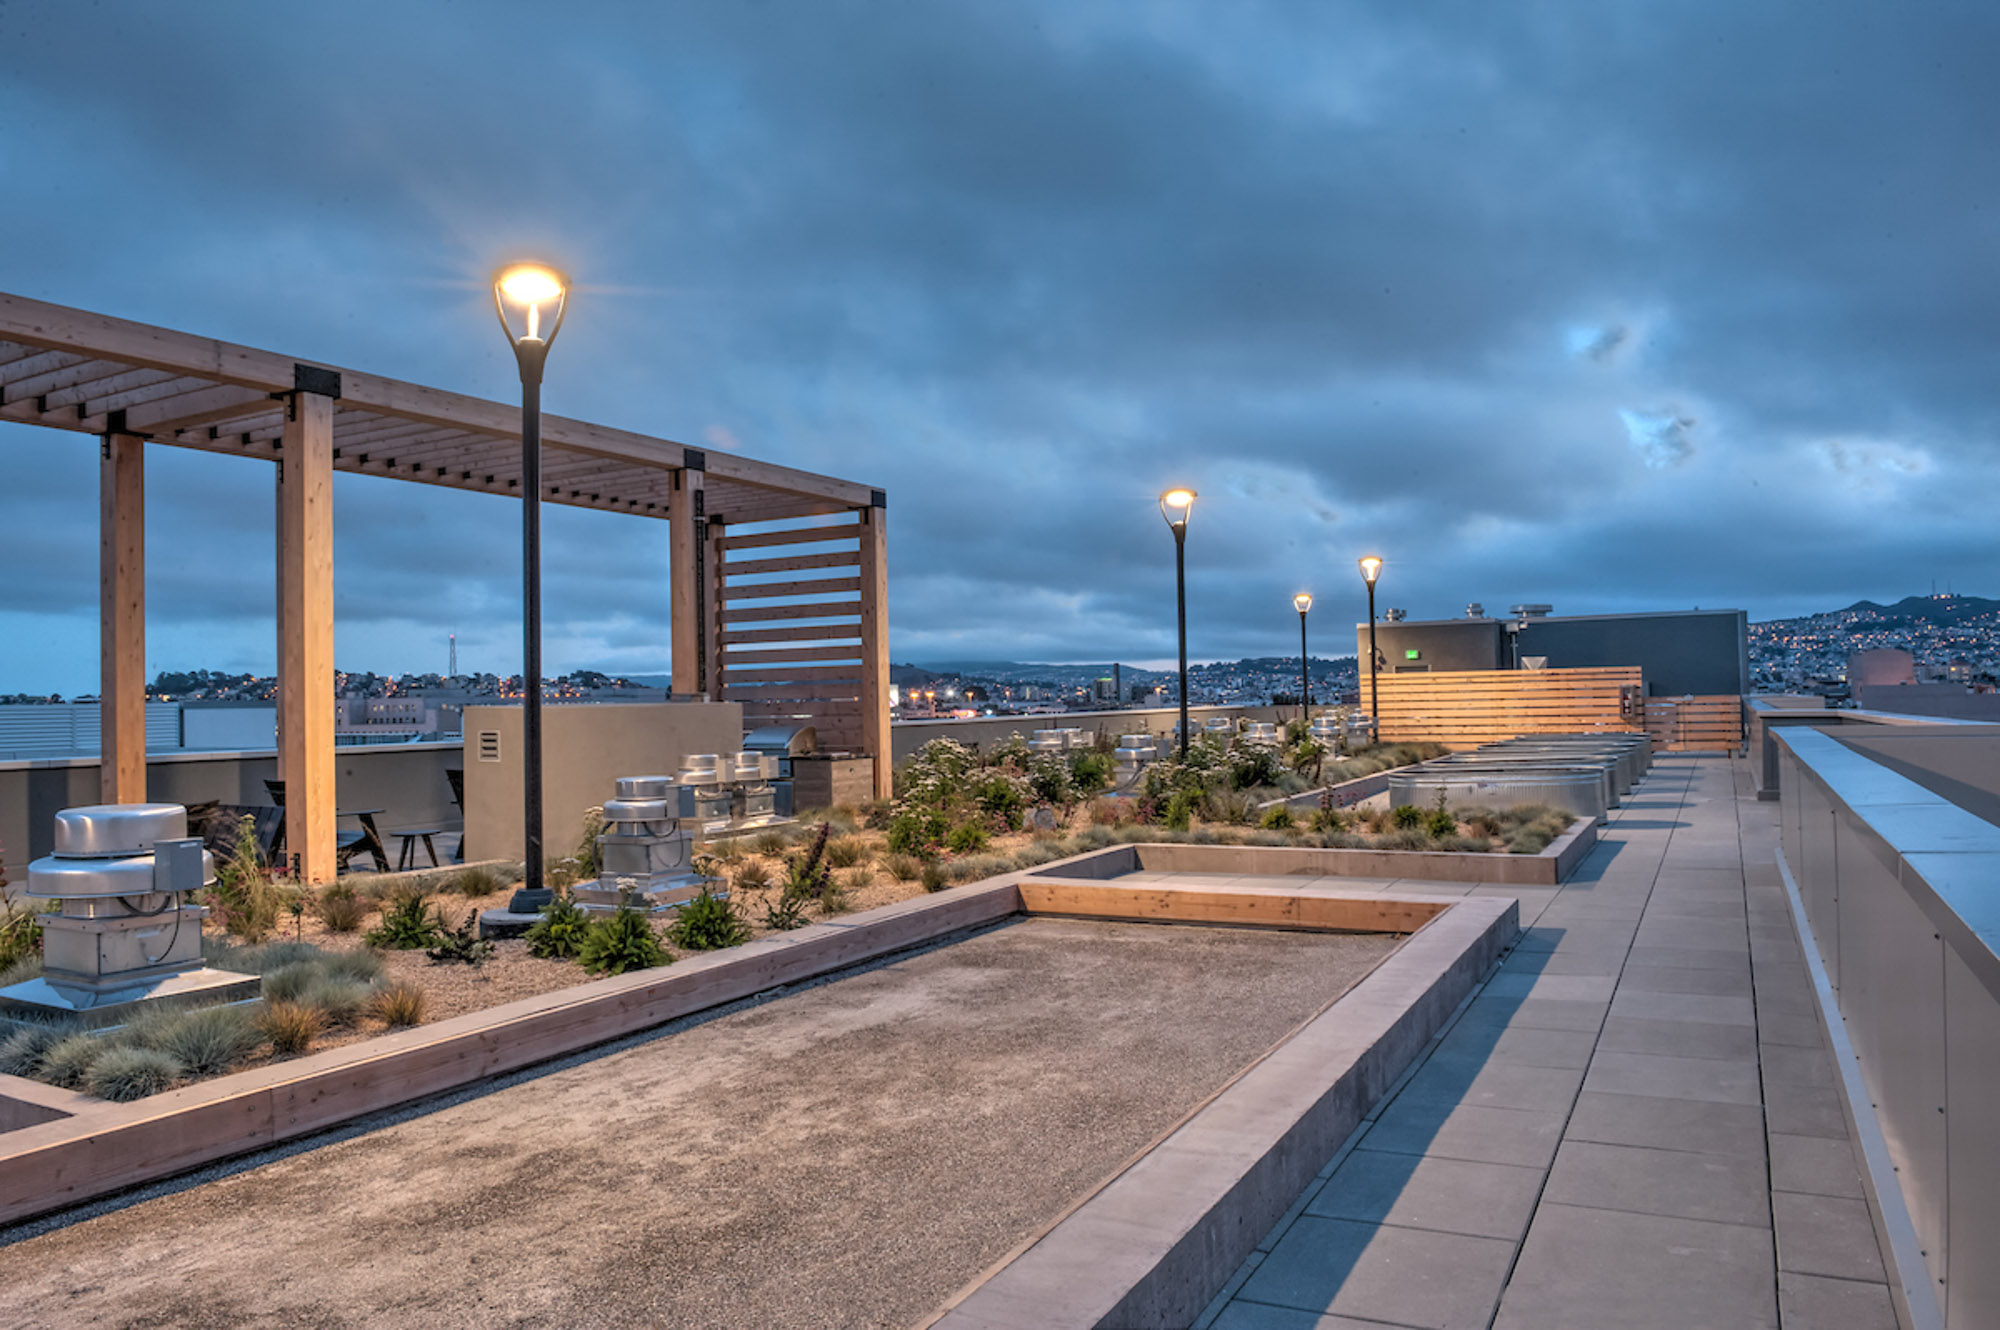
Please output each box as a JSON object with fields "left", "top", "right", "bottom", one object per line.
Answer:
{"left": 477, "top": 730, "right": 501, "bottom": 763}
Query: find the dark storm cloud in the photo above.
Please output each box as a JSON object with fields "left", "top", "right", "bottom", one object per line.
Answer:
{"left": 1, "top": 0, "right": 1997, "bottom": 691}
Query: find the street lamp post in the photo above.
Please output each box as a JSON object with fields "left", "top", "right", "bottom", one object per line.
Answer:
{"left": 1358, "top": 556, "right": 1382, "bottom": 731}
{"left": 493, "top": 263, "right": 569, "bottom": 910}
{"left": 1293, "top": 592, "right": 1313, "bottom": 720}
{"left": 1160, "top": 489, "right": 1197, "bottom": 758}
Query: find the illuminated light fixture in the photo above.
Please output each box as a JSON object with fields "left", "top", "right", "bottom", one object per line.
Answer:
{"left": 492, "top": 263, "right": 569, "bottom": 355}
{"left": 1293, "top": 593, "right": 1313, "bottom": 714}
{"left": 1358, "top": 555, "right": 1384, "bottom": 727}
{"left": 491, "top": 261, "right": 572, "bottom": 911}
{"left": 1160, "top": 488, "right": 1198, "bottom": 756}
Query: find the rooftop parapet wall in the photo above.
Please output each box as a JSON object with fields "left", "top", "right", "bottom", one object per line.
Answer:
{"left": 1775, "top": 726, "right": 2000, "bottom": 1328}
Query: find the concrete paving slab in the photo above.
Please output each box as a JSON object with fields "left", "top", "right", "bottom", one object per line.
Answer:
{"left": 1583, "top": 1050, "right": 1764, "bottom": 1106}
{"left": 1597, "top": 1014, "right": 1759, "bottom": 1062}
{"left": 1543, "top": 1138, "right": 1772, "bottom": 1227}
{"left": 1433, "top": 1023, "right": 1598, "bottom": 1071}
{"left": 1756, "top": 1007, "right": 1830, "bottom": 1048}
{"left": 1760, "top": 1042, "right": 1836, "bottom": 1088}
{"left": 1495, "top": 1204, "right": 1776, "bottom": 1330}
{"left": 1480, "top": 971, "right": 1619, "bottom": 1003}
{"left": 1396, "top": 1056, "right": 1587, "bottom": 1115}
{"left": 1566, "top": 1090, "right": 1768, "bottom": 1158}
{"left": 1777, "top": 1271, "right": 1898, "bottom": 1329}
{"left": 1304, "top": 1148, "right": 1544, "bottom": 1241}
{"left": 1625, "top": 943, "right": 1752, "bottom": 972}
{"left": 1497, "top": 948, "right": 1623, "bottom": 977}
{"left": 1361, "top": 1099, "right": 1569, "bottom": 1169}
{"left": 1617, "top": 963, "right": 1755, "bottom": 998}
{"left": 1769, "top": 1133, "right": 1867, "bottom": 1200}
{"left": 1455, "top": 995, "right": 1609, "bottom": 1033}
{"left": 1773, "top": 1192, "right": 1889, "bottom": 1282}
{"left": 1211, "top": 1301, "right": 1424, "bottom": 1330}
{"left": 1764, "top": 1078, "right": 1851, "bottom": 1139}
{"left": 1608, "top": 988, "right": 1757, "bottom": 1027}
{"left": 1240, "top": 1215, "right": 1514, "bottom": 1329}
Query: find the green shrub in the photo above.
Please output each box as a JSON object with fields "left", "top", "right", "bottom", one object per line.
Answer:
{"left": 763, "top": 890, "right": 809, "bottom": 931}
{"left": 86, "top": 1045, "right": 182, "bottom": 1101}
{"left": 883, "top": 853, "right": 921, "bottom": 883}
{"left": 0, "top": 895, "right": 45, "bottom": 972}
{"left": 1068, "top": 750, "right": 1114, "bottom": 796}
{"left": 947, "top": 853, "right": 1009, "bottom": 883}
{"left": 1380, "top": 828, "right": 1434, "bottom": 851}
{"left": 0, "top": 1020, "right": 74, "bottom": 1077}
{"left": 919, "top": 859, "right": 950, "bottom": 893}
{"left": 574, "top": 806, "right": 607, "bottom": 880}
{"left": 782, "top": 823, "right": 834, "bottom": 903}
{"left": 447, "top": 864, "right": 507, "bottom": 898}
{"left": 946, "top": 822, "right": 989, "bottom": 854}
{"left": 1163, "top": 788, "right": 1198, "bottom": 832}
{"left": 315, "top": 884, "right": 369, "bottom": 933}
{"left": 366, "top": 893, "right": 447, "bottom": 950}
{"left": 1391, "top": 804, "right": 1425, "bottom": 830}
{"left": 319, "top": 950, "right": 385, "bottom": 985}
{"left": 823, "top": 868, "right": 868, "bottom": 914}
{"left": 753, "top": 829, "right": 791, "bottom": 857}
{"left": 41, "top": 1033, "right": 107, "bottom": 1089}
{"left": 138, "top": 1004, "right": 260, "bottom": 1077}
{"left": 1507, "top": 828, "right": 1555, "bottom": 854}
{"left": 1245, "top": 830, "right": 1289, "bottom": 846}
{"left": 373, "top": 981, "right": 427, "bottom": 1027}
{"left": 259, "top": 1000, "right": 323, "bottom": 1054}
{"left": 1259, "top": 805, "right": 1296, "bottom": 831}
{"left": 302, "top": 977, "right": 375, "bottom": 1027}
{"left": 204, "top": 813, "right": 298, "bottom": 942}
{"left": 732, "top": 859, "right": 774, "bottom": 893}
{"left": 425, "top": 911, "right": 496, "bottom": 967}
{"left": 825, "top": 836, "right": 868, "bottom": 869}
{"left": 525, "top": 891, "right": 592, "bottom": 960}
{"left": 1425, "top": 808, "right": 1458, "bottom": 838}
{"left": 1437, "top": 834, "right": 1492, "bottom": 853}
{"left": 973, "top": 771, "right": 1029, "bottom": 831}
{"left": 1310, "top": 805, "right": 1347, "bottom": 833}
{"left": 1227, "top": 746, "right": 1284, "bottom": 791}
{"left": 886, "top": 809, "right": 948, "bottom": 857}
{"left": 261, "top": 960, "right": 321, "bottom": 1004}
{"left": 669, "top": 888, "right": 750, "bottom": 951}
{"left": 580, "top": 908, "right": 669, "bottom": 975}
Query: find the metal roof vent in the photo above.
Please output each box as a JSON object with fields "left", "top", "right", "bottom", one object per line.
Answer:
{"left": 1466, "top": 603, "right": 1486, "bottom": 618}
{"left": 1509, "top": 604, "right": 1553, "bottom": 618}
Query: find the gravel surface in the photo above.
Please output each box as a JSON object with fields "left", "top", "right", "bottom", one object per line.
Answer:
{"left": 0, "top": 917, "right": 1400, "bottom": 1329}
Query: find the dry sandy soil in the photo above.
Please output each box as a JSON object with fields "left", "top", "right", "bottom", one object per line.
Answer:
{"left": 0, "top": 917, "right": 1403, "bottom": 1328}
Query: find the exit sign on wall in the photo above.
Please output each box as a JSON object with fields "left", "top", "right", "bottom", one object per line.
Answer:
{"left": 1405, "top": 649, "right": 1421, "bottom": 659}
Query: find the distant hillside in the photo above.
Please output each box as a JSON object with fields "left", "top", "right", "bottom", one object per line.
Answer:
{"left": 1837, "top": 594, "right": 2000, "bottom": 626}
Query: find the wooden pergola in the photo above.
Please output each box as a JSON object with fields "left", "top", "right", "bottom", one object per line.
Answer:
{"left": 0, "top": 292, "right": 890, "bottom": 880}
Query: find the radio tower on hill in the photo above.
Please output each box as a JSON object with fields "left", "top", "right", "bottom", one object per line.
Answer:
{"left": 449, "top": 633, "right": 457, "bottom": 677}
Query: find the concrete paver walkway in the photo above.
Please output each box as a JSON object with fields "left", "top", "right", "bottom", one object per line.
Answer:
{"left": 1198, "top": 755, "right": 1901, "bottom": 1330}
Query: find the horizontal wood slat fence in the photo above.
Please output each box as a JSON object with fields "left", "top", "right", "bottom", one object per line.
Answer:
{"left": 715, "top": 514, "right": 868, "bottom": 750}
{"left": 1373, "top": 667, "right": 1643, "bottom": 748}
{"left": 1645, "top": 695, "right": 1745, "bottom": 752}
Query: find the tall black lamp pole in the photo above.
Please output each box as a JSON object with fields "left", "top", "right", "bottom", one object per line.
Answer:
{"left": 493, "top": 263, "right": 569, "bottom": 908}
{"left": 1160, "top": 489, "right": 1197, "bottom": 758}
{"left": 1359, "top": 555, "right": 1382, "bottom": 730}
{"left": 1293, "top": 592, "right": 1313, "bottom": 719}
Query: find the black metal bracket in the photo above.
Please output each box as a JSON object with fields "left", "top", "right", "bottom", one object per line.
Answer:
{"left": 683, "top": 447, "right": 707, "bottom": 472}
{"left": 104, "top": 408, "right": 128, "bottom": 437}
{"left": 871, "top": 488, "right": 887, "bottom": 509}
{"left": 293, "top": 363, "right": 342, "bottom": 400}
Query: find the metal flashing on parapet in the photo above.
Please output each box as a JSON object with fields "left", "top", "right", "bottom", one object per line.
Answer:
{"left": 682, "top": 447, "right": 706, "bottom": 472}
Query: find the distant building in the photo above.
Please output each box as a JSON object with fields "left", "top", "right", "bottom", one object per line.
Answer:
{"left": 1356, "top": 607, "right": 1749, "bottom": 696}
{"left": 1847, "top": 648, "right": 1917, "bottom": 688}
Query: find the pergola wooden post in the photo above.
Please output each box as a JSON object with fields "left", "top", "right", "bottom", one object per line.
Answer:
{"left": 668, "top": 464, "right": 706, "bottom": 697}
{"left": 98, "top": 431, "right": 146, "bottom": 804}
{"left": 280, "top": 389, "right": 336, "bottom": 882}
{"left": 858, "top": 502, "right": 891, "bottom": 799}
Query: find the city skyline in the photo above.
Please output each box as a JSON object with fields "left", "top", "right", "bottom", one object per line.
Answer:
{"left": 2, "top": 3, "right": 1996, "bottom": 693}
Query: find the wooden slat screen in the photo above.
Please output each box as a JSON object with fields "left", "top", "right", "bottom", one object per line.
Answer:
{"left": 1645, "top": 695, "right": 1744, "bottom": 752}
{"left": 1374, "top": 667, "right": 1644, "bottom": 747}
{"left": 715, "top": 514, "right": 868, "bottom": 752}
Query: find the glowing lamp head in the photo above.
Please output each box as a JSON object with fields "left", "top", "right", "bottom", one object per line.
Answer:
{"left": 1294, "top": 592, "right": 1313, "bottom": 614}
{"left": 492, "top": 262, "right": 570, "bottom": 352}
{"left": 1358, "top": 555, "right": 1383, "bottom": 586}
{"left": 1159, "top": 488, "right": 1197, "bottom": 532}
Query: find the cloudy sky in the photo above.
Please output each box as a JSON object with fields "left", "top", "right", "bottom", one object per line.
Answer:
{"left": 1, "top": 0, "right": 1995, "bottom": 693}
